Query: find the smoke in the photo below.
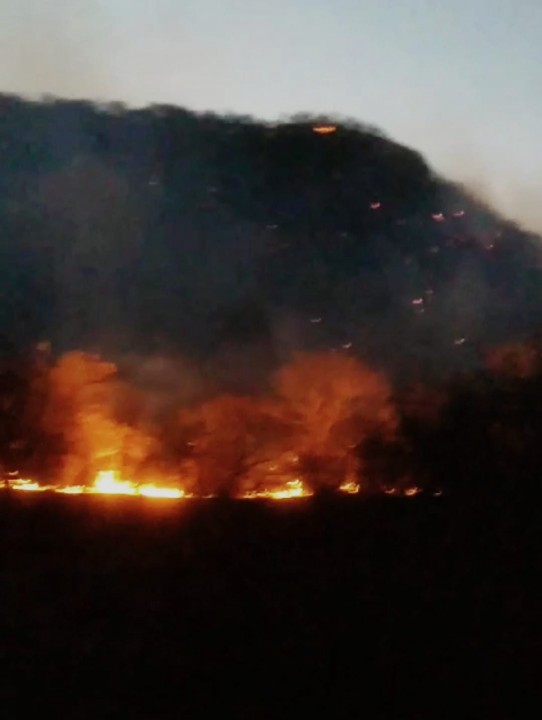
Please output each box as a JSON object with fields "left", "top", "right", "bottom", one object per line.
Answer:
{"left": 0, "top": 1, "right": 112, "bottom": 102}
{"left": 38, "top": 157, "right": 142, "bottom": 350}
{"left": 447, "top": 166, "right": 542, "bottom": 237}
{"left": 428, "top": 139, "right": 542, "bottom": 236}
{"left": 116, "top": 353, "right": 207, "bottom": 418}
{"left": 473, "top": 182, "right": 542, "bottom": 237}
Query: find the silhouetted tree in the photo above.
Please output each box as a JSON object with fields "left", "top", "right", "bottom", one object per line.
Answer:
{"left": 274, "top": 352, "right": 397, "bottom": 490}
{"left": 179, "top": 394, "right": 292, "bottom": 497}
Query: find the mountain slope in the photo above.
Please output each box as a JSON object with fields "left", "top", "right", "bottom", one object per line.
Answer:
{"left": 1, "top": 94, "right": 541, "bottom": 384}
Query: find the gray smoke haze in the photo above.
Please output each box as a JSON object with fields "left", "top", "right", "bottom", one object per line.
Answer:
{"left": 1, "top": 2, "right": 540, "bottom": 237}
{"left": 468, "top": 180, "right": 542, "bottom": 237}
{"left": 0, "top": 2, "right": 111, "bottom": 100}
{"left": 427, "top": 139, "right": 542, "bottom": 236}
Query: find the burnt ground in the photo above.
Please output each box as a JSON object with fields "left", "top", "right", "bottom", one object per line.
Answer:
{"left": 0, "top": 492, "right": 539, "bottom": 719}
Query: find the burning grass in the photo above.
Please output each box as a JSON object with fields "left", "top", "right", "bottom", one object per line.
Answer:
{"left": 0, "top": 471, "right": 424, "bottom": 502}
{"left": 1, "top": 349, "right": 409, "bottom": 501}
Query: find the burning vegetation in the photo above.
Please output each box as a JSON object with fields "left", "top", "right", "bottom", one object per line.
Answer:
{"left": 3, "top": 334, "right": 542, "bottom": 501}
{"left": 1, "top": 98, "right": 542, "bottom": 503}
{"left": 0, "top": 347, "right": 408, "bottom": 500}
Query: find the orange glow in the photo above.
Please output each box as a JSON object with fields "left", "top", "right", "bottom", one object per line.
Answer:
{"left": 56, "top": 485, "right": 86, "bottom": 495}
{"left": 339, "top": 480, "right": 360, "bottom": 495}
{"left": 89, "top": 470, "right": 185, "bottom": 499}
{"left": 138, "top": 484, "right": 185, "bottom": 499}
{"left": 383, "top": 486, "right": 423, "bottom": 497}
{"left": 313, "top": 125, "right": 337, "bottom": 134}
{"left": 2, "top": 470, "right": 186, "bottom": 500}
{"left": 0, "top": 349, "right": 424, "bottom": 504}
{"left": 9, "top": 478, "right": 50, "bottom": 492}
{"left": 1, "top": 474, "right": 432, "bottom": 501}
{"left": 92, "top": 470, "right": 137, "bottom": 495}
{"left": 241, "top": 478, "right": 313, "bottom": 500}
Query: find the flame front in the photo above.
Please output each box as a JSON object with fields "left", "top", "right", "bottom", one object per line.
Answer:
{"left": 240, "top": 478, "right": 313, "bottom": 500}
{"left": 3, "top": 470, "right": 185, "bottom": 499}
{"left": 1, "top": 474, "right": 428, "bottom": 501}
{"left": 0, "top": 350, "right": 417, "bottom": 502}
{"left": 89, "top": 470, "right": 185, "bottom": 498}
{"left": 93, "top": 470, "right": 137, "bottom": 495}
{"left": 338, "top": 480, "right": 360, "bottom": 495}
{"left": 5, "top": 478, "right": 49, "bottom": 492}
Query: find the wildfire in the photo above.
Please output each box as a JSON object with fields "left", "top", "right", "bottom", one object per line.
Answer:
{"left": 138, "top": 485, "right": 186, "bottom": 499}
{"left": 89, "top": 470, "right": 186, "bottom": 498}
{"left": 6, "top": 478, "right": 50, "bottom": 492}
{"left": 404, "top": 486, "right": 422, "bottom": 497}
{"left": 3, "top": 470, "right": 185, "bottom": 500}
{"left": 313, "top": 125, "right": 337, "bottom": 134}
{"left": 92, "top": 470, "right": 138, "bottom": 495}
{"left": 338, "top": 480, "right": 360, "bottom": 495}
{"left": 241, "top": 478, "right": 313, "bottom": 500}
{"left": 0, "top": 349, "right": 439, "bottom": 506}
{"left": 1, "top": 474, "right": 432, "bottom": 501}
{"left": 56, "top": 485, "right": 86, "bottom": 495}
{"left": 4, "top": 472, "right": 350, "bottom": 501}
{"left": 384, "top": 486, "right": 423, "bottom": 497}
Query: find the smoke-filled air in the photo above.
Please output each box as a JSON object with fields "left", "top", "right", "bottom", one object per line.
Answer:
{"left": 1, "top": 96, "right": 542, "bottom": 500}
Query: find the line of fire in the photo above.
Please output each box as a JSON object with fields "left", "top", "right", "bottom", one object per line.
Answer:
{"left": 0, "top": 347, "right": 427, "bottom": 501}
{"left": 3, "top": 335, "right": 540, "bottom": 502}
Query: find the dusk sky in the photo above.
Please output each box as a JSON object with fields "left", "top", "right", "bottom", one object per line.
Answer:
{"left": 1, "top": 0, "right": 540, "bottom": 231}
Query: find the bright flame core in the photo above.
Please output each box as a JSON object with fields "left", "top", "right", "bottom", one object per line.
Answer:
{"left": 91, "top": 470, "right": 185, "bottom": 498}
{"left": 3, "top": 470, "right": 185, "bottom": 499}
{"left": 93, "top": 470, "right": 136, "bottom": 495}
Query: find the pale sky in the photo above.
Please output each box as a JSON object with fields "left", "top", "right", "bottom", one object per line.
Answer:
{"left": 1, "top": 0, "right": 541, "bottom": 230}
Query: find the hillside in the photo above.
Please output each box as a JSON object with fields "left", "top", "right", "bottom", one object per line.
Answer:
{"left": 1, "top": 94, "right": 541, "bottom": 385}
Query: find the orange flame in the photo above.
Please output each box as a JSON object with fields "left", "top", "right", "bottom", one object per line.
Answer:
{"left": 7, "top": 478, "right": 50, "bottom": 492}
{"left": 2, "top": 475, "right": 433, "bottom": 501}
{"left": 4, "top": 470, "right": 185, "bottom": 500}
{"left": 240, "top": 478, "right": 313, "bottom": 500}
{"left": 89, "top": 470, "right": 185, "bottom": 498}
{"left": 338, "top": 480, "right": 360, "bottom": 495}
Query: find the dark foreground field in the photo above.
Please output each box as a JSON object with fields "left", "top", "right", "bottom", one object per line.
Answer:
{"left": 0, "top": 492, "right": 539, "bottom": 719}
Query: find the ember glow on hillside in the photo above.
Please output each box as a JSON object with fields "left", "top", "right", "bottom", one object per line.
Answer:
{"left": 313, "top": 125, "right": 337, "bottom": 134}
